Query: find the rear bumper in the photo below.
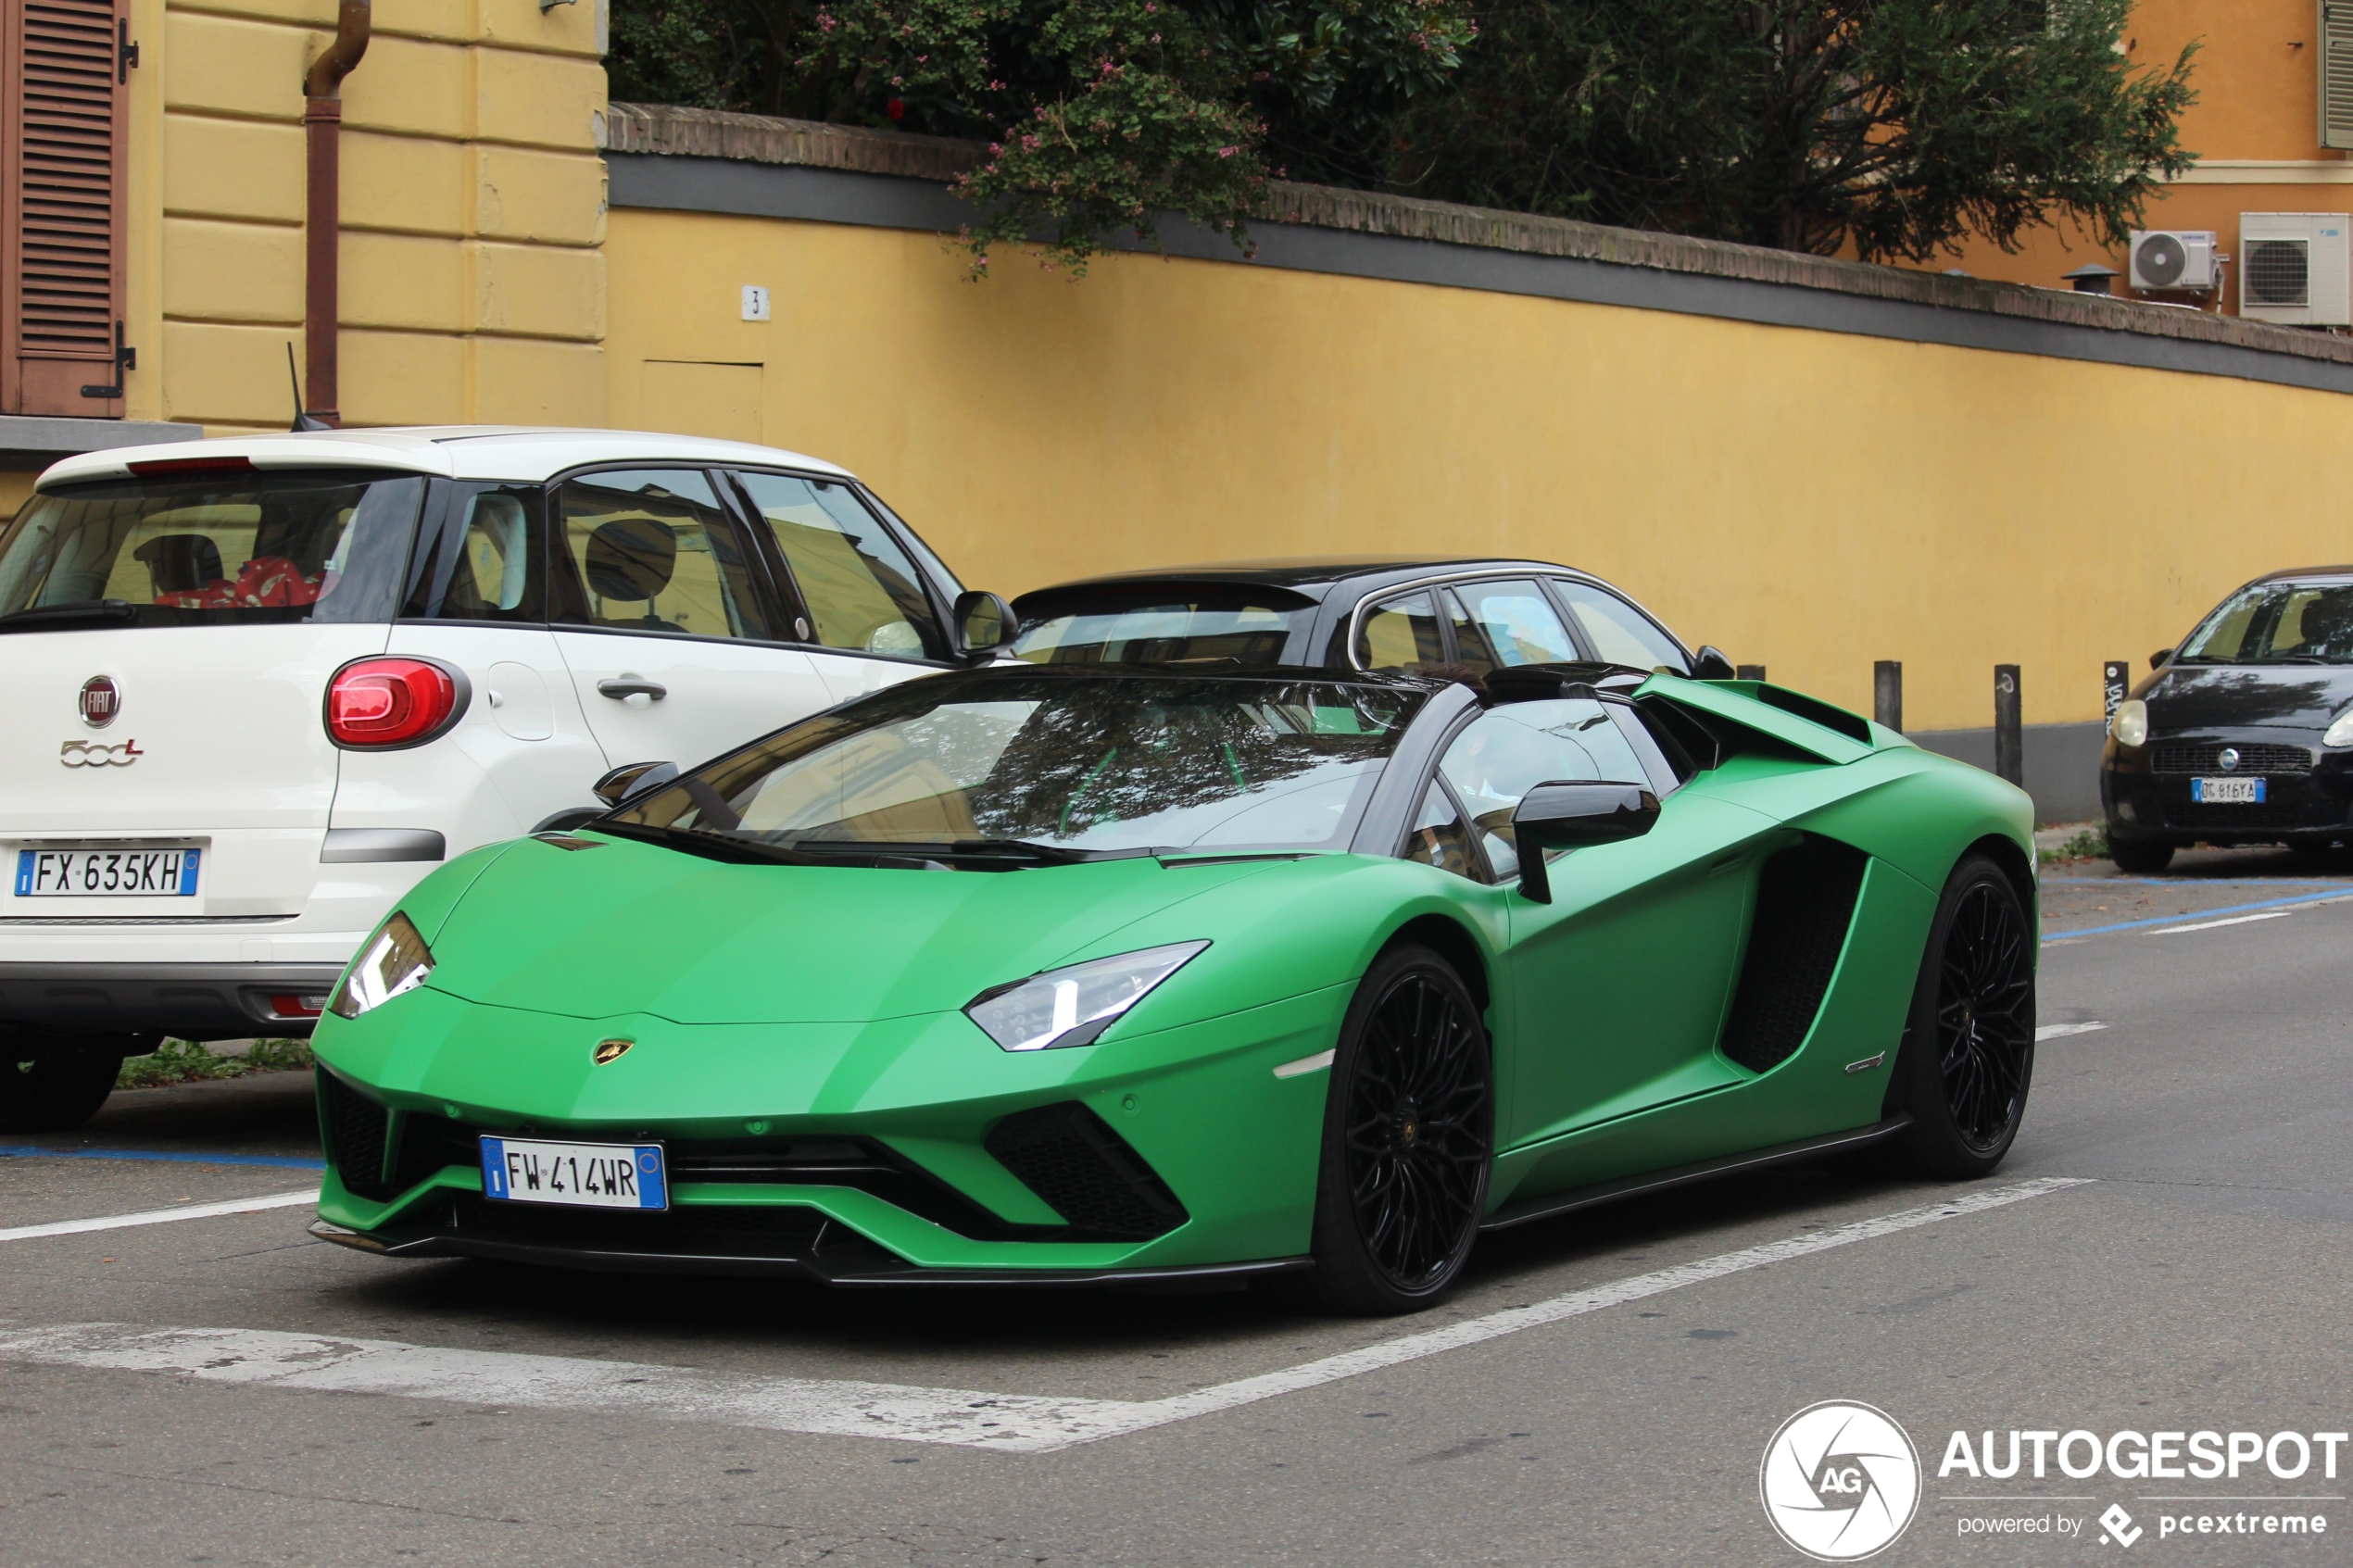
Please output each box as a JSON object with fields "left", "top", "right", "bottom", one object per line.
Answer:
{"left": 0, "top": 960, "right": 344, "bottom": 1040}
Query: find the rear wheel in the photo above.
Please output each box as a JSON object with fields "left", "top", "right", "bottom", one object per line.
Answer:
{"left": 2108, "top": 836, "right": 2174, "bottom": 874}
{"left": 1889, "top": 856, "right": 2035, "bottom": 1179}
{"left": 1302, "top": 945, "right": 1492, "bottom": 1315}
{"left": 0, "top": 1041, "right": 128, "bottom": 1133}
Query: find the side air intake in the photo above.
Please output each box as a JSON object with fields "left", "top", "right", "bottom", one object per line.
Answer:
{"left": 984, "top": 1101, "right": 1189, "bottom": 1240}
{"left": 318, "top": 1069, "right": 395, "bottom": 1200}
{"left": 1720, "top": 836, "right": 1869, "bottom": 1073}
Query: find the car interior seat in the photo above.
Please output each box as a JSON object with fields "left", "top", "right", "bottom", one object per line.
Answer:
{"left": 133, "top": 533, "right": 225, "bottom": 598}
{"left": 585, "top": 518, "right": 683, "bottom": 631}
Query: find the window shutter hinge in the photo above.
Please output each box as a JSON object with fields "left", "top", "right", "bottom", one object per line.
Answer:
{"left": 118, "top": 20, "right": 139, "bottom": 84}
{"left": 81, "top": 331, "right": 135, "bottom": 402}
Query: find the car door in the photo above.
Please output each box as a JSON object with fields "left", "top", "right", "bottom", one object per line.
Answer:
{"left": 548, "top": 466, "right": 835, "bottom": 772}
{"left": 1445, "top": 577, "right": 1583, "bottom": 675}
{"left": 724, "top": 469, "right": 956, "bottom": 706}
{"left": 1428, "top": 695, "right": 1776, "bottom": 1150}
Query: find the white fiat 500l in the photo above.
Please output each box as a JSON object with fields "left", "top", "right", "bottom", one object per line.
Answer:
{"left": 0, "top": 427, "right": 997, "bottom": 1130}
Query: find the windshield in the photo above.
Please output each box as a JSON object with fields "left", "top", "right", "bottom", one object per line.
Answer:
{"left": 0, "top": 470, "right": 422, "bottom": 628}
{"left": 609, "top": 672, "right": 1424, "bottom": 860}
{"left": 1012, "top": 588, "right": 1315, "bottom": 668}
{"left": 2177, "top": 582, "right": 2353, "bottom": 665}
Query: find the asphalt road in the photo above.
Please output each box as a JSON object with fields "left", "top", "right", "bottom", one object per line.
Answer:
{"left": 6, "top": 847, "right": 2352, "bottom": 1567}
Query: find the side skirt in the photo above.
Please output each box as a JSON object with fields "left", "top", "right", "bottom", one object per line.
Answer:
{"left": 1478, "top": 1115, "right": 1914, "bottom": 1233}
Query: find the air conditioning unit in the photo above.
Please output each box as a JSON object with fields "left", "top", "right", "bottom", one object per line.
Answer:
{"left": 2238, "top": 212, "right": 2353, "bottom": 326}
{"left": 2129, "top": 230, "right": 2221, "bottom": 292}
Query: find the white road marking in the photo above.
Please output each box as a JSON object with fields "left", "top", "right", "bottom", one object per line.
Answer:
{"left": 0, "top": 1177, "right": 2089, "bottom": 1453}
{"left": 2153, "top": 910, "right": 2295, "bottom": 935}
{"left": 0, "top": 1188, "right": 318, "bottom": 1244}
{"left": 1272, "top": 1049, "right": 1334, "bottom": 1079}
{"left": 2035, "top": 1022, "right": 2108, "bottom": 1041}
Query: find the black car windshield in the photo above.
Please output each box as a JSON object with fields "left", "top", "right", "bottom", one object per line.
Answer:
{"left": 1011, "top": 587, "right": 1315, "bottom": 668}
{"left": 609, "top": 672, "right": 1423, "bottom": 859}
{"left": 0, "top": 470, "right": 422, "bottom": 629}
{"left": 2177, "top": 582, "right": 2353, "bottom": 664}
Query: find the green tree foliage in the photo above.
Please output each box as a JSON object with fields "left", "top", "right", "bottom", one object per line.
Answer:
{"left": 608, "top": 0, "right": 1473, "bottom": 270}
{"left": 1390, "top": 0, "right": 2198, "bottom": 261}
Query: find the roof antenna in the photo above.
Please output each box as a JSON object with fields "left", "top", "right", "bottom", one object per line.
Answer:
{"left": 287, "top": 343, "right": 331, "bottom": 433}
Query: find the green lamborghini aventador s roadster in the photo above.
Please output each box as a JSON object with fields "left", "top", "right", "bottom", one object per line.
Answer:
{"left": 308, "top": 661, "right": 2037, "bottom": 1314}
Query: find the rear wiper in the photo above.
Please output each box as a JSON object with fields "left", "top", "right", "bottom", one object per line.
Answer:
{"left": 0, "top": 598, "right": 134, "bottom": 631}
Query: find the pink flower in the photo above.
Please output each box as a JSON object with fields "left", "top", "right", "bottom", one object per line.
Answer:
{"left": 1217, "top": 145, "right": 1239, "bottom": 158}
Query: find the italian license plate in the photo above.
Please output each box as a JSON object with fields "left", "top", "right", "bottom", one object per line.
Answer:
{"left": 2191, "top": 777, "right": 2266, "bottom": 805}
{"left": 480, "top": 1135, "right": 668, "bottom": 1210}
{"left": 14, "top": 847, "right": 200, "bottom": 897}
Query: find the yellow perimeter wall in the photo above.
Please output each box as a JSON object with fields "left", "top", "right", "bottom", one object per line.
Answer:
{"left": 607, "top": 207, "right": 2353, "bottom": 734}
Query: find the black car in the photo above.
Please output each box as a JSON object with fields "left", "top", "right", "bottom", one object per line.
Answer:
{"left": 1004, "top": 557, "right": 1734, "bottom": 680}
{"left": 2103, "top": 567, "right": 2353, "bottom": 872}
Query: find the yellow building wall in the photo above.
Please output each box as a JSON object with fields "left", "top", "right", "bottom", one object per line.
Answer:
{"left": 609, "top": 207, "right": 2353, "bottom": 734}
{"left": 130, "top": 0, "right": 608, "bottom": 433}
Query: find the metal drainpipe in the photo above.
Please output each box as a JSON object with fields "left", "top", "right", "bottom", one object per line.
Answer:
{"left": 303, "top": 0, "right": 371, "bottom": 427}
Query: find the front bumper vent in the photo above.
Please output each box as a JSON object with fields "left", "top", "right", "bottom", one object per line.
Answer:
{"left": 984, "top": 1101, "right": 1189, "bottom": 1240}
{"left": 2152, "top": 742, "right": 2314, "bottom": 775}
{"left": 318, "top": 1069, "right": 395, "bottom": 1201}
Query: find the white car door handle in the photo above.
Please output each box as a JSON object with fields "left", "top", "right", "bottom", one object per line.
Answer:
{"left": 598, "top": 677, "right": 668, "bottom": 701}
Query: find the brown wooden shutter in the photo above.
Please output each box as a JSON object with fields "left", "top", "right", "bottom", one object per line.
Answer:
{"left": 0, "top": 0, "right": 127, "bottom": 418}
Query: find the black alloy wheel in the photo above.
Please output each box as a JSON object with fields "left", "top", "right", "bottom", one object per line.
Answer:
{"left": 1305, "top": 944, "right": 1492, "bottom": 1314}
{"left": 1891, "top": 855, "right": 2035, "bottom": 1178}
{"left": 2108, "top": 835, "right": 2174, "bottom": 874}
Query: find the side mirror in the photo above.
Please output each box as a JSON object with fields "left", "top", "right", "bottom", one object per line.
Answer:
{"left": 1691, "top": 646, "right": 1735, "bottom": 681}
{"left": 592, "top": 760, "right": 678, "bottom": 807}
{"left": 2149, "top": 647, "right": 2173, "bottom": 671}
{"left": 954, "top": 590, "right": 1017, "bottom": 660}
{"left": 1509, "top": 781, "right": 1659, "bottom": 903}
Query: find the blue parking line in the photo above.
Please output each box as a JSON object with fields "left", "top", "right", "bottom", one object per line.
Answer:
{"left": 2045, "top": 886, "right": 2353, "bottom": 943}
{"left": 0, "top": 1146, "right": 324, "bottom": 1171}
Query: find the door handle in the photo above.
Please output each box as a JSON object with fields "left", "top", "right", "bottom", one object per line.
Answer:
{"left": 598, "top": 677, "right": 667, "bottom": 701}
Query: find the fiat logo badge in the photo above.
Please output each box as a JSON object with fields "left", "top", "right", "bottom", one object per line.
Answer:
{"left": 2218, "top": 746, "right": 2241, "bottom": 771}
{"left": 592, "top": 1038, "right": 634, "bottom": 1066}
{"left": 78, "top": 675, "right": 120, "bottom": 729}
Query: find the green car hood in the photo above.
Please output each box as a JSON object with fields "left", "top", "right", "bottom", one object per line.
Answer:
{"left": 420, "top": 834, "right": 1281, "bottom": 1025}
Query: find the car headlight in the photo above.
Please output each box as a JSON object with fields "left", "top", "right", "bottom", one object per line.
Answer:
{"left": 964, "top": 941, "right": 1211, "bottom": 1052}
{"left": 329, "top": 911, "right": 434, "bottom": 1019}
{"left": 2328, "top": 710, "right": 2353, "bottom": 749}
{"left": 2111, "top": 698, "right": 2149, "bottom": 748}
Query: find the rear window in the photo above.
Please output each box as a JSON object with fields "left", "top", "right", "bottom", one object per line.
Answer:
{"left": 0, "top": 469, "right": 423, "bottom": 629}
{"left": 1012, "top": 587, "right": 1314, "bottom": 668}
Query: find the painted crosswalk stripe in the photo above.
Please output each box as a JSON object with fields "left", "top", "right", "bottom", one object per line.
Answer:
{"left": 0, "top": 1176, "right": 2090, "bottom": 1453}
{"left": 0, "top": 1188, "right": 318, "bottom": 1244}
{"left": 2035, "top": 1022, "right": 2108, "bottom": 1041}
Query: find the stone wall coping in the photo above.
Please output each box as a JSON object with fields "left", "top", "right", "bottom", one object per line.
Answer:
{"left": 600, "top": 99, "right": 2353, "bottom": 372}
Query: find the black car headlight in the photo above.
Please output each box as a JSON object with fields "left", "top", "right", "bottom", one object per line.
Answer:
{"left": 2327, "top": 710, "right": 2353, "bottom": 749}
{"left": 2111, "top": 698, "right": 2148, "bottom": 748}
{"left": 329, "top": 912, "right": 434, "bottom": 1020}
{"left": 964, "top": 941, "right": 1210, "bottom": 1052}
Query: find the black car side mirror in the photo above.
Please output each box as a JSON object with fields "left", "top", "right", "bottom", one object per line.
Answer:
{"left": 1691, "top": 646, "right": 1735, "bottom": 681}
{"left": 2150, "top": 647, "right": 2173, "bottom": 671}
{"left": 1509, "top": 781, "right": 1660, "bottom": 903}
{"left": 593, "top": 760, "right": 678, "bottom": 807}
{"left": 954, "top": 590, "right": 1017, "bottom": 660}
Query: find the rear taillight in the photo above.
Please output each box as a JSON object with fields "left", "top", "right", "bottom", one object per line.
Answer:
{"left": 269, "top": 993, "right": 328, "bottom": 1019}
{"left": 125, "top": 455, "right": 256, "bottom": 476}
{"left": 324, "top": 657, "right": 468, "bottom": 748}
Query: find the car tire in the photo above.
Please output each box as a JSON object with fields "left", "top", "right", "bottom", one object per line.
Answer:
{"left": 2108, "top": 836, "right": 2174, "bottom": 874}
{"left": 1302, "top": 943, "right": 1492, "bottom": 1315}
{"left": 1887, "top": 855, "right": 2035, "bottom": 1180}
{"left": 0, "top": 1043, "right": 126, "bottom": 1133}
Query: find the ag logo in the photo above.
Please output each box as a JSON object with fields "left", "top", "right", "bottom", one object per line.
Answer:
{"left": 1760, "top": 1400, "right": 1920, "bottom": 1562}
{"left": 591, "top": 1037, "right": 634, "bottom": 1066}
{"left": 60, "top": 739, "right": 142, "bottom": 768}
{"left": 79, "top": 674, "right": 120, "bottom": 728}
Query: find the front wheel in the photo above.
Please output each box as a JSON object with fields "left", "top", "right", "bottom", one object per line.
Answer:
{"left": 1889, "top": 856, "right": 2035, "bottom": 1179}
{"left": 2108, "top": 835, "right": 2174, "bottom": 874}
{"left": 0, "top": 1043, "right": 127, "bottom": 1133}
{"left": 1302, "top": 944, "right": 1493, "bottom": 1315}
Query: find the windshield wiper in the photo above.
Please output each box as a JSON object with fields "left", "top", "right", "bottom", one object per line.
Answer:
{"left": 0, "top": 598, "right": 134, "bottom": 632}
{"left": 779, "top": 837, "right": 1151, "bottom": 865}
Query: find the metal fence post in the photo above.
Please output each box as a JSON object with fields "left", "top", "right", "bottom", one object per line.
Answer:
{"left": 1873, "top": 660, "right": 1903, "bottom": 733}
{"left": 1735, "top": 664, "right": 1767, "bottom": 682}
{"left": 2103, "top": 660, "right": 2129, "bottom": 724}
{"left": 1994, "top": 665, "right": 2023, "bottom": 785}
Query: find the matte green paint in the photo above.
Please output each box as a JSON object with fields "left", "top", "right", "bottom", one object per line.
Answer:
{"left": 312, "top": 676, "right": 2033, "bottom": 1278}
